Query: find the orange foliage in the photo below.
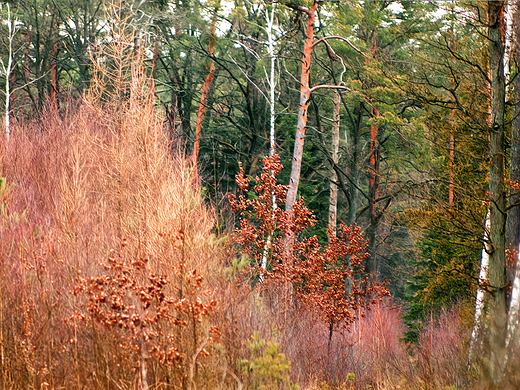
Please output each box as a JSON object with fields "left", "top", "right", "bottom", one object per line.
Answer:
{"left": 229, "top": 154, "right": 388, "bottom": 333}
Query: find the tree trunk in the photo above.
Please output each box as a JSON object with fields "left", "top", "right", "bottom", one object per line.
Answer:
{"left": 193, "top": 6, "right": 218, "bottom": 168}
{"left": 284, "top": 0, "right": 317, "bottom": 257}
{"left": 449, "top": 133, "right": 454, "bottom": 206}
{"left": 469, "top": 212, "right": 491, "bottom": 363}
{"left": 328, "top": 90, "right": 340, "bottom": 238}
{"left": 507, "top": 1, "right": 520, "bottom": 275}
{"left": 267, "top": 4, "right": 276, "bottom": 158}
{"left": 285, "top": 0, "right": 317, "bottom": 216}
{"left": 486, "top": 1, "right": 508, "bottom": 379}
{"left": 347, "top": 102, "right": 363, "bottom": 225}
{"left": 50, "top": 22, "right": 58, "bottom": 109}
{"left": 3, "top": 4, "right": 14, "bottom": 141}
{"left": 506, "top": 0, "right": 520, "bottom": 352}
{"left": 261, "top": 3, "right": 278, "bottom": 275}
{"left": 23, "top": 32, "right": 30, "bottom": 82}
{"left": 367, "top": 106, "right": 380, "bottom": 277}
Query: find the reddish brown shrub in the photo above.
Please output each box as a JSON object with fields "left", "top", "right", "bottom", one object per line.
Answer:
{"left": 228, "top": 154, "right": 388, "bottom": 338}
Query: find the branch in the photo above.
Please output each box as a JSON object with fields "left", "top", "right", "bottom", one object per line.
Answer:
{"left": 312, "top": 35, "right": 366, "bottom": 57}
{"left": 308, "top": 84, "right": 353, "bottom": 94}
{"left": 10, "top": 72, "right": 50, "bottom": 95}
{"left": 284, "top": 2, "right": 311, "bottom": 15}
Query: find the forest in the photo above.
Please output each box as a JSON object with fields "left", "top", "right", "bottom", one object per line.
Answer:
{"left": 0, "top": 0, "right": 519, "bottom": 388}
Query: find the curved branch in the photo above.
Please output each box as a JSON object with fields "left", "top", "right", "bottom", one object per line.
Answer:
{"left": 312, "top": 35, "right": 366, "bottom": 56}
{"left": 308, "top": 84, "right": 353, "bottom": 94}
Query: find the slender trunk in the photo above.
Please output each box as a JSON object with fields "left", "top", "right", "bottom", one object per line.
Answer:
{"left": 507, "top": 1, "right": 520, "bottom": 272}
{"left": 261, "top": 4, "right": 277, "bottom": 276}
{"left": 469, "top": 212, "right": 491, "bottom": 363}
{"left": 328, "top": 91, "right": 340, "bottom": 238}
{"left": 486, "top": 1, "right": 507, "bottom": 379}
{"left": 506, "top": 0, "right": 520, "bottom": 351}
{"left": 139, "top": 327, "right": 149, "bottom": 390}
{"left": 347, "top": 103, "right": 363, "bottom": 225}
{"left": 268, "top": 4, "right": 276, "bottom": 159}
{"left": 449, "top": 133, "right": 454, "bottom": 206}
{"left": 5, "top": 79, "right": 9, "bottom": 141}
{"left": 507, "top": 261, "right": 520, "bottom": 349}
{"left": 192, "top": 63, "right": 214, "bottom": 162}
{"left": 23, "top": 32, "right": 30, "bottom": 82}
{"left": 4, "top": 5, "right": 14, "bottom": 141}
{"left": 285, "top": 0, "right": 317, "bottom": 216}
{"left": 167, "top": 91, "right": 181, "bottom": 151}
{"left": 367, "top": 107, "right": 380, "bottom": 277}
{"left": 284, "top": 0, "right": 317, "bottom": 258}
{"left": 448, "top": 36, "right": 456, "bottom": 209}
{"left": 328, "top": 321, "right": 333, "bottom": 350}
{"left": 50, "top": 22, "right": 58, "bottom": 108}
{"left": 193, "top": 5, "right": 219, "bottom": 167}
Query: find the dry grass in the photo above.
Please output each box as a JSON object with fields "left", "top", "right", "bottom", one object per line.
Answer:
{"left": 0, "top": 28, "right": 220, "bottom": 387}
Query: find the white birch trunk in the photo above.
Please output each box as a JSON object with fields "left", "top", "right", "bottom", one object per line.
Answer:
{"left": 469, "top": 211, "right": 490, "bottom": 362}
{"left": 268, "top": 4, "right": 276, "bottom": 159}
{"left": 3, "top": 4, "right": 14, "bottom": 141}
{"left": 5, "top": 72, "right": 10, "bottom": 141}
{"left": 260, "top": 4, "right": 277, "bottom": 278}
{"left": 506, "top": 254, "right": 520, "bottom": 348}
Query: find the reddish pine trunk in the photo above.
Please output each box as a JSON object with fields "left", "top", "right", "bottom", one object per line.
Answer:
{"left": 192, "top": 8, "right": 218, "bottom": 168}
{"left": 285, "top": 1, "right": 317, "bottom": 217}
{"left": 368, "top": 108, "right": 379, "bottom": 224}
{"left": 284, "top": 1, "right": 317, "bottom": 259}
{"left": 192, "top": 64, "right": 214, "bottom": 164}
{"left": 449, "top": 133, "right": 454, "bottom": 206}
{"left": 367, "top": 107, "right": 380, "bottom": 277}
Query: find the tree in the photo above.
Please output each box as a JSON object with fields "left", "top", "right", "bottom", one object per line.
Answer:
{"left": 229, "top": 153, "right": 388, "bottom": 342}
{"left": 506, "top": 0, "right": 520, "bottom": 353}
{"left": 193, "top": 1, "right": 220, "bottom": 170}
{"left": 0, "top": 3, "right": 16, "bottom": 140}
{"left": 283, "top": 0, "right": 360, "bottom": 252}
{"left": 484, "top": 2, "right": 507, "bottom": 378}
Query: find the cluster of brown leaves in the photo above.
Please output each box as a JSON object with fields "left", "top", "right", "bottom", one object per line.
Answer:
{"left": 73, "top": 239, "right": 216, "bottom": 366}
{"left": 229, "top": 154, "right": 314, "bottom": 265}
{"left": 284, "top": 224, "right": 388, "bottom": 328}
{"left": 229, "top": 154, "right": 388, "bottom": 330}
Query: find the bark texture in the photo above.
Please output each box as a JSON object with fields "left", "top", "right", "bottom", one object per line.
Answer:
{"left": 469, "top": 212, "right": 490, "bottom": 363}
{"left": 486, "top": 1, "right": 507, "bottom": 380}
{"left": 193, "top": 6, "right": 218, "bottom": 166}
{"left": 367, "top": 106, "right": 380, "bottom": 276}
{"left": 347, "top": 103, "right": 363, "bottom": 225}
{"left": 285, "top": 1, "right": 317, "bottom": 215}
{"left": 328, "top": 90, "right": 340, "bottom": 238}
{"left": 506, "top": 0, "right": 520, "bottom": 352}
